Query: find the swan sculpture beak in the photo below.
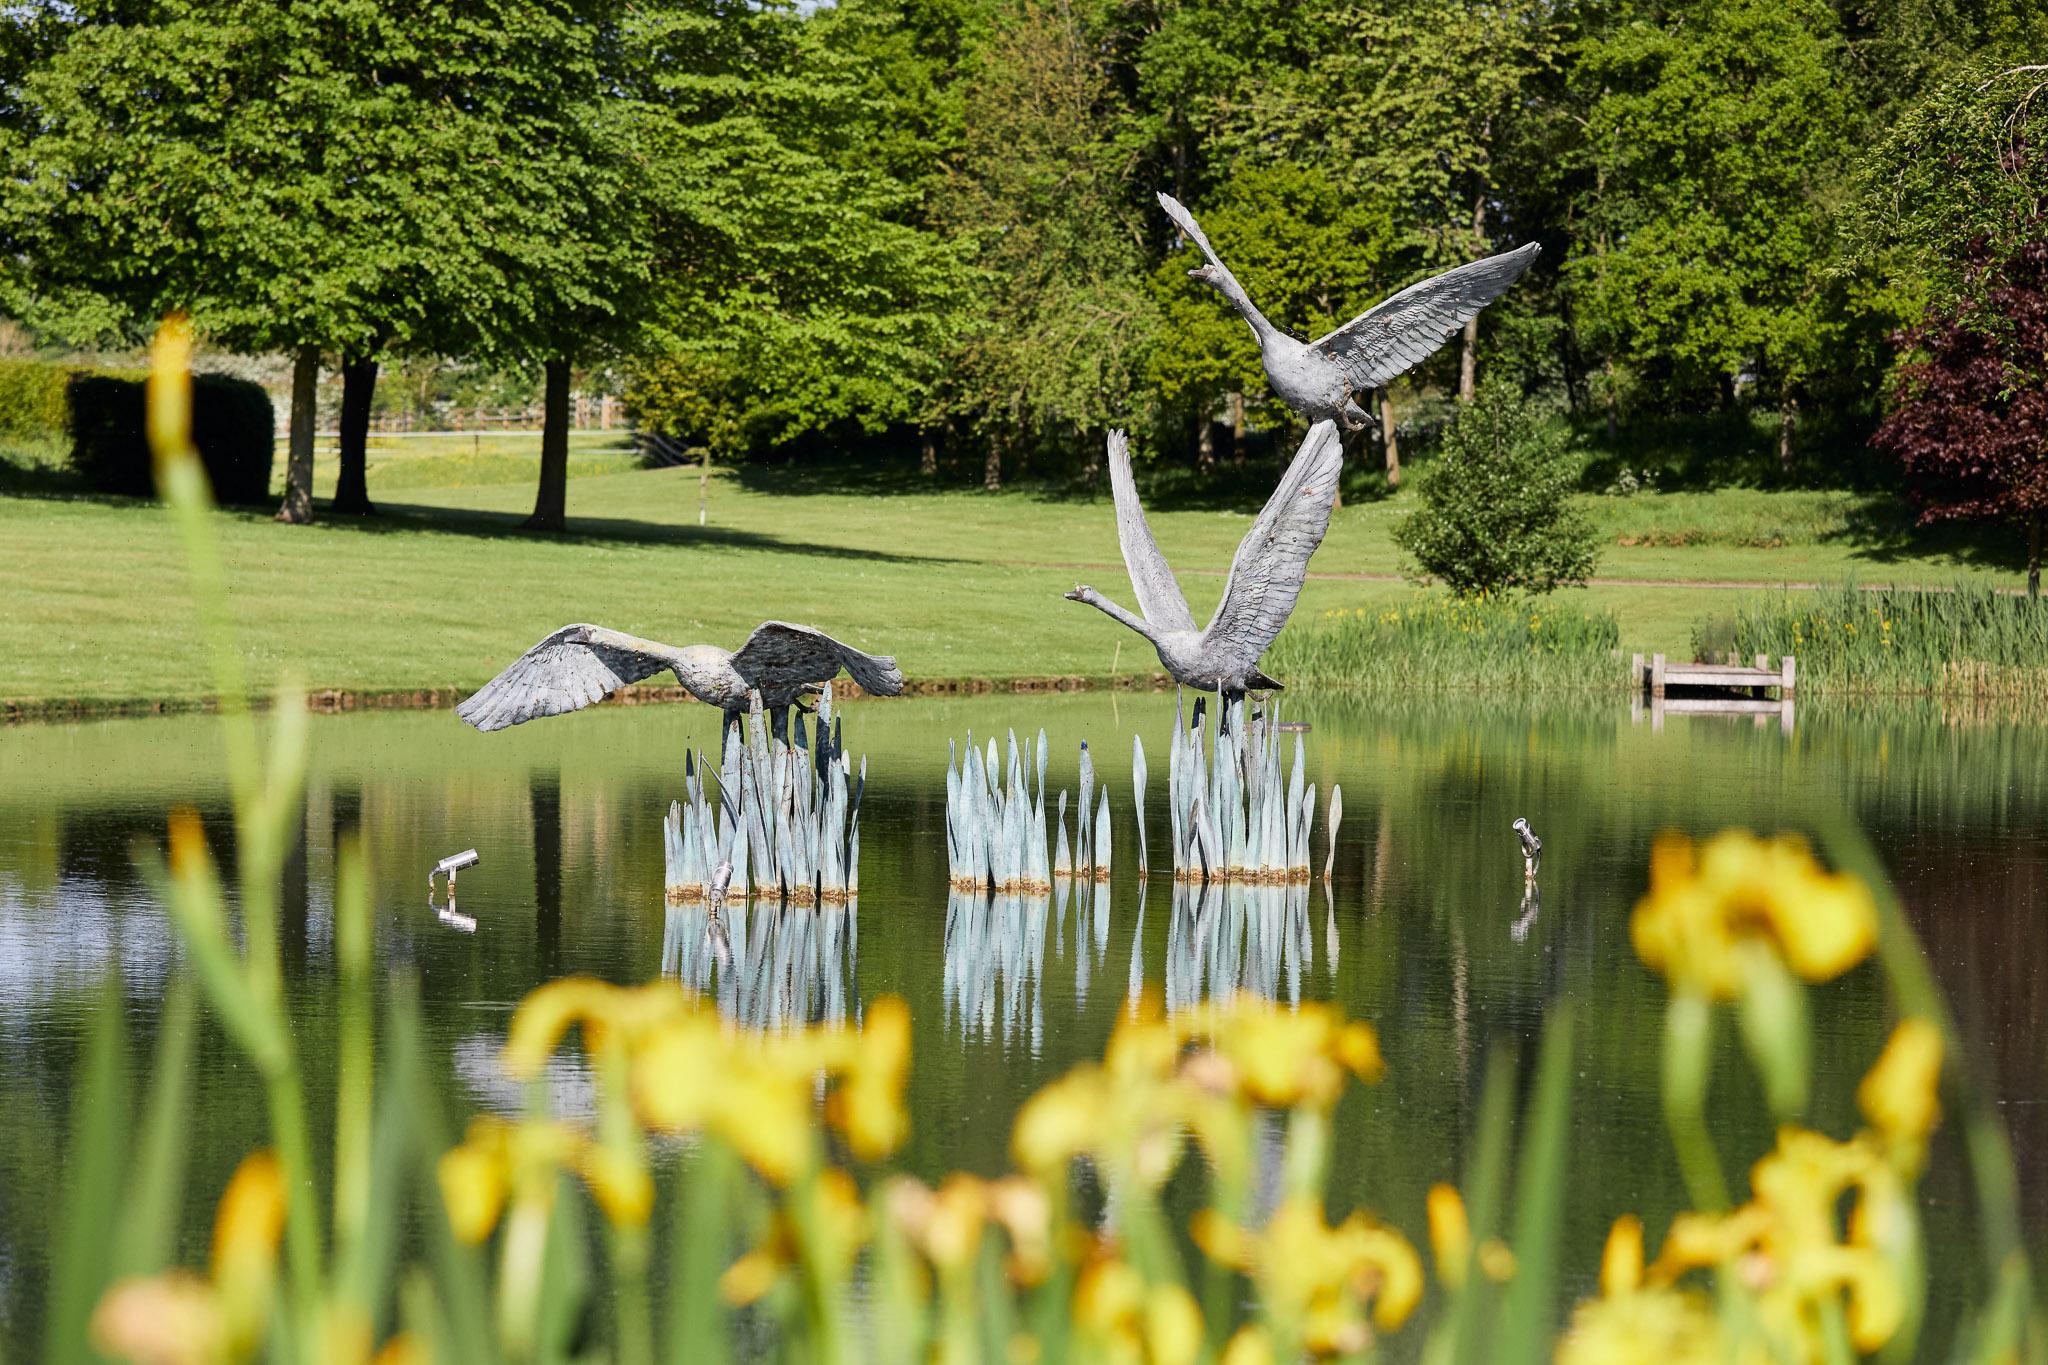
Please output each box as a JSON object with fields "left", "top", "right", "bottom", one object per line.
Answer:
{"left": 1064, "top": 585, "right": 1090, "bottom": 602}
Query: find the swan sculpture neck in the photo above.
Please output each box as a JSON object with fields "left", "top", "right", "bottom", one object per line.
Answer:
{"left": 1195, "top": 264, "right": 1279, "bottom": 347}
{"left": 1066, "top": 586, "right": 1161, "bottom": 644}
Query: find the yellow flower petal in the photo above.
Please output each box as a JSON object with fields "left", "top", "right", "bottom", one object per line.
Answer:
{"left": 1143, "top": 1283, "right": 1204, "bottom": 1365}
{"left": 91, "top": 1272, "right": 222, "bottom": 1365}
{"left": 1426, "top": 1183, "right": 1471, "bottom": 1288}
{"left": 1857, "top": 1018, "right": 1943, "bottom": 1152}
{"left": 1600, "top": 1215, "right": 1644, "bottom": 1297}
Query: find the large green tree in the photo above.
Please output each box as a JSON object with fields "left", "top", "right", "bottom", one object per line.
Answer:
{"left": 938, "top": 0, "right": 1157, "bottom": 488}
{"left": 1561, "top": 0, "right": 1856, "bottom": 462}
{"left": 0, "top": 0, "right": 645, "bottom": 527}
{"left": 619, "top": 0, "right": 967, "bottom": 475}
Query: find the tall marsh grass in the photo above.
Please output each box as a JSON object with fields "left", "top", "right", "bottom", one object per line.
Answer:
{"left": 1712, "top": 583, "right": 2048, "bottom": 701}
{"left": 1267, "top": 594, "right": 1625, "bottom": 694}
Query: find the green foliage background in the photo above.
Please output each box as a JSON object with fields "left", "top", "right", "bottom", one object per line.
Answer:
{"left": 0, "top": 0, "right": 2041, "bottom": 483}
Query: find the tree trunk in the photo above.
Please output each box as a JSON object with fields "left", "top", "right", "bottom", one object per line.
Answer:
{"left": 1459, "top": 193, "right": 1486, "bottom": 403}
{"left": 984, "top": 434, "right": 1001, "bottom": 492}
{"left": 1381, "top": 391, "right": 1401, "bottom": 489}
{"left": 919, "top": 429, "right": 937, "bottom": 477}
{"left": 1196, "top": 415, "right": 1215, "bottom": 475}
{"left": 333, "top": 354, "right": 377, "bottom": 515}
{"left": 1229, "top": 391, "right": 1246, "bottom": 466}
{"left": 523, "top": 356, "right": 572, "bottom": 531}
{"left": 2029, "top": 513, "right": 2041, "bottom": 600}
{"left": 1777, "top": 384, "right": 1798, "bottom": 474}
{"left": 1604, "top": 359, "right": 1619, "bottom": 444}
{"left": 276, "top": 343, "right": 319, "bottom": 524}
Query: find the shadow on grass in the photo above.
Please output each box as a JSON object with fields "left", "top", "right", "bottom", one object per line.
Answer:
{"left": 324, "top": 498, "right": 968, "bottom": 565}
{"left": 1824, "top": 499, "right": 2026, "bottom": 576}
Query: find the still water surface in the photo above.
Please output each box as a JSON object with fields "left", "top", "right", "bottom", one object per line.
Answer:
{"left": 2, "top": 693, "right": 2044, "bottom": 1353}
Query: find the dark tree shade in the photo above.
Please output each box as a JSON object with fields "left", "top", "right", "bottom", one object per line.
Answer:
{"left": 1874, "top": 231, "right": 2048, "bottom": 594}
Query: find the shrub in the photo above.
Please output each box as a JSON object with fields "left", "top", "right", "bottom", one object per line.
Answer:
{"left": 1265, "top": 592, "right": 1624, "bottom": 693}
{"left": 1393, "top": 380, "right": 1599, "bottom": 595}
{"left": 0, "top": 356, "right": 76, "bottom": 441}
{"left": 67, "top": 370, "right": 274, "bottom": 505}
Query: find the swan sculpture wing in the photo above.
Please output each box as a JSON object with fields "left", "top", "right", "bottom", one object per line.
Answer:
{"left": 1199, "top": 420, "right": 1345, "bottom": 673}
{"left": 457, "top": 623, "right": 685, "bottom": 732}
{"left": 1309, "top": 243, "right": 1541, "bottom": 390}
{"left": 1106, "top": 429, "right": 1199, "bottom": 634}
{"left": 731, "top": 622, "right": 906, "bottom": 697}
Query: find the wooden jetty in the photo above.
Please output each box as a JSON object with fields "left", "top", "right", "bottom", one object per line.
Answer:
{"left": 1632, "top": 652, "right": 1797, "bottom": 733}
{"left": 1635, "top": 652, "right": 1796, "bottom": 700}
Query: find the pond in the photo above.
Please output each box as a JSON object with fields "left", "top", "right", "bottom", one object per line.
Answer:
{"left": 2, "top": 692, "right": 2044, "bottom": 1355}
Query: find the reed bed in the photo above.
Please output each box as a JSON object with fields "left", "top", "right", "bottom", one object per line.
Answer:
{"left": 1164, "top": 694, "right": 1324, "bottom": 883}
{"left": 1714, "top": 582, "right": 2048, "bottom": 702}
{"left": 662, "top": 684, "right": 865, "bottom": 906}
{"left": 1264, "top": 592, "right": 1626, "bottom": 693}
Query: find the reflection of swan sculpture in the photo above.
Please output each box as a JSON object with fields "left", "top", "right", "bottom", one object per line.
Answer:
{"left": 1065, "top": 424, "right": 1342, "bottom": 702}
{"left": 457, "top": 621, "right": 904, "bottom": 733}
{"left": 1158, "top": 191, "right": 1540, "bottom": 433}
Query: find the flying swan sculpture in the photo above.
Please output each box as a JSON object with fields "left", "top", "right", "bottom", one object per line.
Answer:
{"left": 456, "top": 621, "right": 904, "bottom": 733}
{"left": 1158, "top": 191, "right": 1540, "bottom": 432}
{"left": 1065, "top": 421, "right": 1342, "bottom": 704}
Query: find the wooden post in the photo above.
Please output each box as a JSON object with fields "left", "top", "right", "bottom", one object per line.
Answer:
{"left": 1754, "top": 653, "right": 1768, "bottom": 670}
{"left": 1781, "top": 655, "right": 1796, "bottom": 698}
{"left": 1651, "top": 653, "right": 1666, "bottom": 699}
{"left": 1632, "top": 653, "right": 1644, "bottom": 693}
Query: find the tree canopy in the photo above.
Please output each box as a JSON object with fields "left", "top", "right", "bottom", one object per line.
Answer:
{"left": 0, "top": 0, "right": 2034, "bottom": 493}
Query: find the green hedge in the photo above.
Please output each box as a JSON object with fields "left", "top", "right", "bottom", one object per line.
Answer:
{"left": 0, "top": 357, "right": 275, "bottom": 505}
{"left": 0, "top": 356, "right": 76, "bottom": 441}
{"left": 67, "top": 370, "right": 274, "bottom": 505}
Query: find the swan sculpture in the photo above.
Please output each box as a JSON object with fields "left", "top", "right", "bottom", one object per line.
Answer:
{"left": 1158, "top": 191, "right": 1540, "bottom": 432}
{"left": 1065, "top": 421, "right": 1342, "bottom": 703}
{"left": 456, "top": 621, "right": 903, "bottom": 733}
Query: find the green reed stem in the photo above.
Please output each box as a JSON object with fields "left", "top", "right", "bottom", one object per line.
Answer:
{"left": 1661, "top": 993, "right": 1729, "bottom": 1213}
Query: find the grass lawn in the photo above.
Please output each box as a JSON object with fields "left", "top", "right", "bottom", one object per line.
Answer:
{"left": 0, "top": 437, "right": 2028, "bottom": 710}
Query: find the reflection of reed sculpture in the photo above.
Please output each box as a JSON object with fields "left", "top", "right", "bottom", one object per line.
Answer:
{"left": 662, "top": 897, "right": 855, "bottom": 1030}
{"left": 1065, "top": 424, "right": 1342, "bottom": 703}
{"left": 1158, "top": 191, "right": 1540, "bottom": 433}
{"left": 456, "top": 620, "right": 903, "bottom": 733}
{"left": 1162, "top": 879, "right": 1317, "bottom": 1012}
{"left": 942, "top": 880, "right": 1112, "bottom": 1048}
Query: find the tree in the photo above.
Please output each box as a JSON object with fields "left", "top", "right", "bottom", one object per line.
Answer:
{"left": 1845, "top": 61, "right": 2048, "bottom": 289}
{"left": 1393, "top": 380, "right": 1598, "bottom": 595}
{"left": 939, "top": 0, "right": 1157, "bottom": 487}
{"left": 0, "top": 0, "right": 643, "bottom": 528}
{"left": 617, "top": 1, "right": 966, "bottom": 480}
{"left": 1874, "top": 231, "right": 2048, "bottom": 596}
{"left": 1561, "top": 0, "right": 1856, "bottom": 465}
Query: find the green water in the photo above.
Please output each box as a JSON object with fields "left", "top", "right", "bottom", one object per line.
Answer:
{"left": 1, "top": 693, "right": 2043, "bottom": 1354}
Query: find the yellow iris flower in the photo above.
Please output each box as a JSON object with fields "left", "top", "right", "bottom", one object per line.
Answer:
{"left": 1631, "top": 832, "right": 1877, "bottom": 999}
{"left": 1194, "top": 1196, "right": 1422, "bottom": 1354}
{"left": 91, "top": 1150, "right": 292, "bottom": 1365}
